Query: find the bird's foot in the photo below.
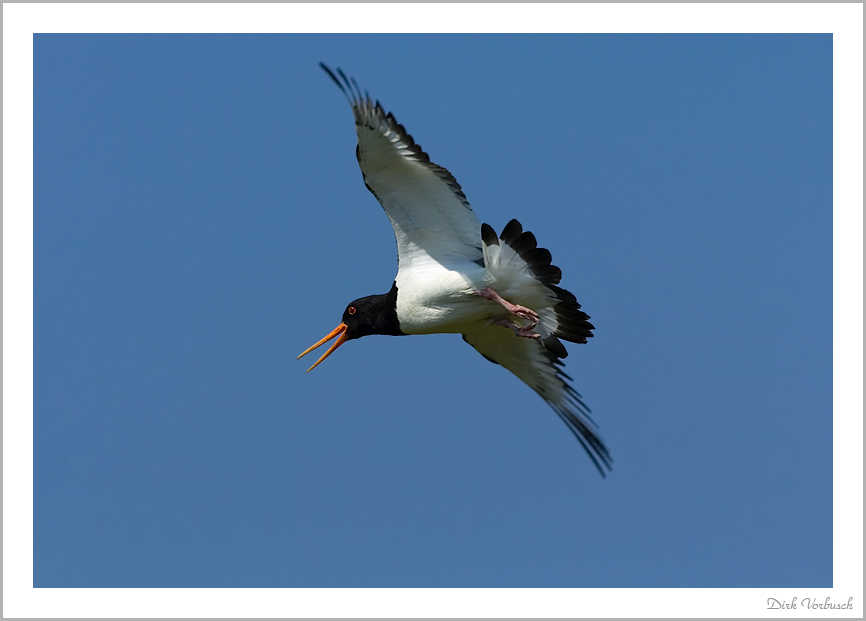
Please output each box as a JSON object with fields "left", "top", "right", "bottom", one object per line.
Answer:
{"left": 474, "top": 288, "right": 540, "bottom": 323}
{"left": 492, "top": 317, "right": 541, "bottom": 340}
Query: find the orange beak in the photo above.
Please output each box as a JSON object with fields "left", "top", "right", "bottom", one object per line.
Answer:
{"left": 297, "top": 323, "right": 349, "bottom": 372}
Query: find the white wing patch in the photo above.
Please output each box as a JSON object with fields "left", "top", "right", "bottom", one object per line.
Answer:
{"left": 322, "top": 64, "right": 483, "bottom": 272}
{"left": 462, "top": 326, "right": 612, "bottom": 476}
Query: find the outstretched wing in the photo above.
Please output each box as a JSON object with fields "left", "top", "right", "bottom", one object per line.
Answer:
{"left": 321, "top": 64, "right": 483, "bottom": 272}
{"left": 462, "top": 326, "right": 612, "bottom": 477}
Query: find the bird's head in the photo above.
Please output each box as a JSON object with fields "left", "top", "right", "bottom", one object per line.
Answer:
{"left": 297, "top": 285, "right": 403, "bottom": 372}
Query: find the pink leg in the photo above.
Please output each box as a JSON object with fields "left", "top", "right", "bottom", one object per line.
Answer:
{"left": 474, "top": 288, "right": 540, "bottom": 323}
{"left": 492, "top": 317, "right": 541, "bottom": 340}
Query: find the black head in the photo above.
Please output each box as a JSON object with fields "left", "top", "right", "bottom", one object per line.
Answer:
{"left": 341, "top": 287, "right": 403, "bottom": 340}
{"left": 298, "top": 282, "right": 403, "bottom": 372}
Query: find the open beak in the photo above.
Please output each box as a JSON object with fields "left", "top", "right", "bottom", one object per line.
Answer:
{"left": 297, "top": 323, "right": 349, "bottom": 372}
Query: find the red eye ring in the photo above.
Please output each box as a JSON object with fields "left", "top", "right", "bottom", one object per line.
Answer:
{"left": 348, "top": 306, "right": 356, "bottom": 315}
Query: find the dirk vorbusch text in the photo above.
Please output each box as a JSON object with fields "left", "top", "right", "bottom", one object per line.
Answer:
{"left": 767, "top": 597, "right": 853, "bottom": 610}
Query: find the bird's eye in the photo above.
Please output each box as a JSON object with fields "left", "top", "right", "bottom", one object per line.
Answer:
{"left": 348, "top": 306, "right": 356, "bottom": 315}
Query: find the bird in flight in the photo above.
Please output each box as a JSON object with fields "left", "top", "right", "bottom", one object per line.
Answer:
{"left": 299, "top": 64, "right": 612, "bottom": 476}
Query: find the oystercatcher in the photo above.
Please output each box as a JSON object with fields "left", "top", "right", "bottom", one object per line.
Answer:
{"left": 299, "top": 64, "right": 611, "bottom": 476}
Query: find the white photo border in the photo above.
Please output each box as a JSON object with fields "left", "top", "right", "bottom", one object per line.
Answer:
{"left": 4, "top": 3, "right": 862, "bottom": 618}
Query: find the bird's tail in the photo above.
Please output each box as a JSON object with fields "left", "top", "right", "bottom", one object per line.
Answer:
{"left": 481, "top": 219, "right": 594, "bottom": 355}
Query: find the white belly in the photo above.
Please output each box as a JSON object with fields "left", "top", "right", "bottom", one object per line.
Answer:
{"left": 395, "top": 261, "right": 552, "bottom": 335}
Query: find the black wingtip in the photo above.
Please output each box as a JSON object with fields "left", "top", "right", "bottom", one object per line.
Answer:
{"left": 336, "top": 67, "right": 360, "bottom": 101}
{"left": 560, "top": 410, "right": 613, "bottom": 478}
{"left": 350, "top": 76, "right": 364, "bottom": 102}
{"left": 319, "top": 62, "right": 340, "bottom": 86}
{"left": 320, "top": 62, "right": 352, "bottom": 101}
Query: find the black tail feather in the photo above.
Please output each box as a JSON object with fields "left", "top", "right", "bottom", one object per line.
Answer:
{"left": 496, "top": 219, "right": 594, "bottom": 345}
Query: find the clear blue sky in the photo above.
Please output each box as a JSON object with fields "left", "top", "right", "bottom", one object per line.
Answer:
{"left": 34, "top": 34, "right": 832, "bottom": 588}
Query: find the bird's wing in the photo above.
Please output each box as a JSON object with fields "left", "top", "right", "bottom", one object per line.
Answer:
{"left": 462, "top": 326, "right": 612, "bottom": 477}
{"left": 321, "top": 64, "right": 483, "bottom": 272}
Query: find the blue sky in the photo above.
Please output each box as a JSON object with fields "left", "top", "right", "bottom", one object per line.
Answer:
{"left": 32, "top": 34, "right": 833, "bottom": 589}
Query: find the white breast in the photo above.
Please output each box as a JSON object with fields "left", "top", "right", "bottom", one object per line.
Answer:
{"left": 394, "top": 257, "right": 553, "bottom": 336}
{"left": 395, "top": 261, "right": 488, "bottom": 335}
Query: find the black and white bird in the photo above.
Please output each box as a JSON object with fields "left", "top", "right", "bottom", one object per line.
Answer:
{"left": 299, "top": 64, "right": 612, "bottom": 476}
